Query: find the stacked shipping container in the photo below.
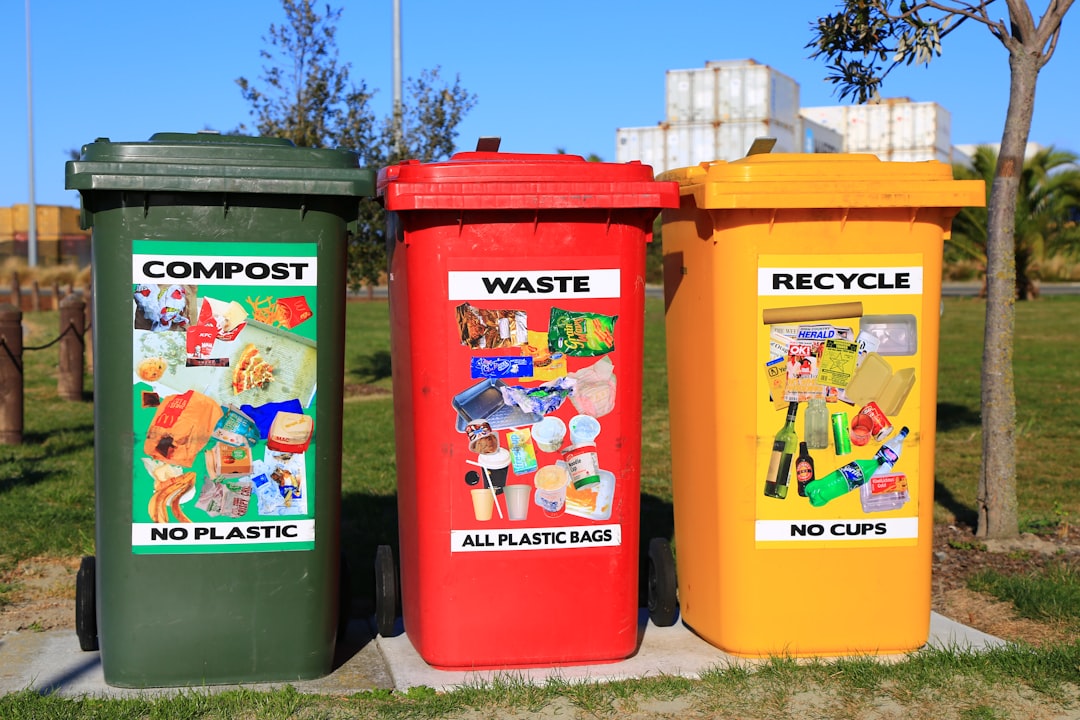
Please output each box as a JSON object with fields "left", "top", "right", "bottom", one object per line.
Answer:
{"left": 617, "top": 60, "right": 802, "bottom": 173}
{"left": 616, "top": 60, "right": 952, "bottom": 173}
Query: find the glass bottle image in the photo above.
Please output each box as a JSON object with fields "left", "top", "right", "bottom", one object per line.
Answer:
{"left": 795, "top": 441, "right": 815, "bottom": 497}
{"left": 805, "top": 426, "right": 909, "bottom": 507}
{"left": 764, "top": 402, "right": 800, "bottom": 499}
{"left": 804, "top": 397, "right": 829, "bottom": 449}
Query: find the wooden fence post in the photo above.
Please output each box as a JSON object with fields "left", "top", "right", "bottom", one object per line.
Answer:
{"left": 0, "top": 303, "right": 23, "bottom": 445}
{"left": 52, "top": 281, "right": 62, "bottom": 310}
{"left": 58, "top": 294, "right": 86, "bottom": 401}
{"left": 31, "top": 280, "right": 41, "bottom": 312}
{"left": 10, "top": 273, "right": 21, "bottom": 311}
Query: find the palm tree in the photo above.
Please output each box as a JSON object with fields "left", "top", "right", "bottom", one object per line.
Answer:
{"left": 951, "top": 146, "right": 1080, "bottom": 299}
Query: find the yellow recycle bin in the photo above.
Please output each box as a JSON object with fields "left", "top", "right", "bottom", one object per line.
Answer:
{"left": 658, "top": 154, "right": 984, "bottom": 657}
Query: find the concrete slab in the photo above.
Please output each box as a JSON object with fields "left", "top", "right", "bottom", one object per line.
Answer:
{"left": 0, "top": 611, "right": 1005, "bottom": 698}
{"left": 375, "top": 610, "right": 1008, "bottom": 692}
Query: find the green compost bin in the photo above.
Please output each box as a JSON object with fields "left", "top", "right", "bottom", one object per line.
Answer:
{"left": 65, "top": 132, "right": 374, "bottom": 688}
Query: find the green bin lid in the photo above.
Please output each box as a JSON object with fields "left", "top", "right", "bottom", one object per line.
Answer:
{"left": 65, "top": 132, "right": 375, "bottom": 197}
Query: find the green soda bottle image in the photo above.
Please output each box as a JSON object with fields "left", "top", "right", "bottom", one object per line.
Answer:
{"left": 764, "top": 402, "right": 800, "bottom": 499}
{"left": 805, "top": 427, "right": 909, "bottom": 507}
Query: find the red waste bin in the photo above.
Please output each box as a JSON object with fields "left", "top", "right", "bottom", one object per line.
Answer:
{"left": 377, "top": 145, "right": 678, "bottom": 669}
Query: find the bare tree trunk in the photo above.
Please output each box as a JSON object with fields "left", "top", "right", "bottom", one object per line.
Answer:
{"left": 977, "top": 43, "right": 1040, "bottom": 539}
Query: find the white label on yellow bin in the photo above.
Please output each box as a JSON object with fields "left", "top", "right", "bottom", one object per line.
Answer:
{"left": 755, "top": 518, "right": 918, "bottom": 542}
{"left": 450, "top": 524, "right": 621, "bottom": 552}
{"left": 755, "top": 253, "right": 924, "bottom": 549}
{"left": 758, "top": 266, "right": 923, "bottom": 295}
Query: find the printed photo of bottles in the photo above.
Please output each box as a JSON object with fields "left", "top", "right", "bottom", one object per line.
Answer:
{"left": 761, "top": 302, "right": 916, "bottom": 513}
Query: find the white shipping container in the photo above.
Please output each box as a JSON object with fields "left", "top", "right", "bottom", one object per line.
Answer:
{"left": 878, "top": 147, "right": 953, "bottom": 164}
{"left": 903, "top": 102, "right": 951, "bottom": 150}
{"left": 798, "top": 115, "right": 843, "bottom": 154}
{"left": 799, "top": 100, "right": 951, "bottom": 158}
{"left": 615, "top": 126, "right": 668, "bottom": 173}
{"left": 798, "top": 105, "right": 847, "bottom": 135}
{"left": 616, "top": 120, "right": 798, "bottom": 175}
{"left": 666, "top": 60, "right": 800, "bottom": 126}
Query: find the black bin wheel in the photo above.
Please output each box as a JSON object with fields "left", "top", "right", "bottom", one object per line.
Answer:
{"left": 647, "top": 538, "right": 678, "bottom": 627}
{"left": 337, "top": 551, "right": 351, "bottom": 641}
{"left": 75, "top": 555, "right": 99, "bottom": 652}
{"left": 374, "top": 545, "right": 398, "bottom": 638}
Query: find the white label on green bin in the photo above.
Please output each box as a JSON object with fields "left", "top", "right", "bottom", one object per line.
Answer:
{"left": 130, "top": 240, "right": 318, "bottom": 555}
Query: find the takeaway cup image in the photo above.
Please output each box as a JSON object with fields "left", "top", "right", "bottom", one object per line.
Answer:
{"left": 534, "top": 464, "right": 570, "bottom": 518}
{"left": 504, "top": 484, "right": 531, "bottom": 520}
{"left": 568, "top": 414, "right": 601, "bottom": 445}
{"left": 470, "top": 487, "right": 495, "bottom": 521}
{"left": 476, "top": 447, "right": 511, "bottom": 494}
{"left": 562, "top": 442, "right": 600, "bottom": 489}
{"left": 532, "top": 416, "right": 567, "bottom": 453}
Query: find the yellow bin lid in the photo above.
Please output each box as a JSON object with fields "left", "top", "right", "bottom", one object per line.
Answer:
{"left": 657, "top": 153, "right": 985, "bottom": 210}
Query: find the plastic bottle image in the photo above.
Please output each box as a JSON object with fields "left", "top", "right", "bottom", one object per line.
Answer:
{"left": 764, "top": 402, "right": 800, "bottom": 499}
{"left": 874, "top": 426, "right": 909, "bottom": 468}
{"left": 804, "top": 397, "right": 829, "bottom": 449}
{"left": 795, "top": 441, "right": 815, "bottom": 497}
{"left": 805, "top": 427, "right": 909, "bottom": 507}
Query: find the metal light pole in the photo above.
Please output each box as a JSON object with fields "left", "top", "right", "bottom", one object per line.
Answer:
{"left": 25, "top": 0, "right": 37, "bottom": 268}
{"left": 392, "top": 0, "right": 403, "bottom": 156}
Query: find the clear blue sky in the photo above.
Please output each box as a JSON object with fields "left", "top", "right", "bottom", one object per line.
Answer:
{"left": 3, "top": 1, "right": 1077, "bottom": 208}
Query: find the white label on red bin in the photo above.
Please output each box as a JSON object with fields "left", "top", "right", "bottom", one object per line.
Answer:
{"left": 448, "top": 269, "right": 621, "bottom": 300}
{"left": 450, "top": 524, "right": 621, "bottom": 552}
{"left": 755, "top": 518, "right": 918, "bottom": 542}
{"left": 757, "top": 267, "right": 923, "bottom": 296}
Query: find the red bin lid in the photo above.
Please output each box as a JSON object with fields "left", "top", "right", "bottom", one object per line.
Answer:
{"left": 378, "top": 150, "right": 679, "bottom": 211}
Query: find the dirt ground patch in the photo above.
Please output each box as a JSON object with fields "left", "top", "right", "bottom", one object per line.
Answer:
{"left": 3, "top": 523, "right": 1078, "bottom": 645}
{"left": 0, "top": 556, "right": 82, "bottom": 634}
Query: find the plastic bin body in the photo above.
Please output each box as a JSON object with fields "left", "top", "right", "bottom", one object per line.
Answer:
{"left": 66, "top": 133, "right": 373, "bottom": 687}
{"left": 379, "top": 151, "right": 677, "bottom": 669}
{"left": 659, "top": 154, "right": 983, "bottom": 657}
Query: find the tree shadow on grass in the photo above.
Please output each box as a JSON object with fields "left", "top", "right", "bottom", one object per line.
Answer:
{"left": 349, "top": 350, "right": 393, "bottom": 384}
{"left": 937, "top": 401, "right": 981, "bottom": 432}
{"left": 934, "top": 481, "right": 979, "bottom": 528}
{"left": 934, "top": 401, "right": 981, "bottom": 527}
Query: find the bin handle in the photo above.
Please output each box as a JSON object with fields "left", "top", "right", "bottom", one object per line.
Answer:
{"left": 746, "top": 137, "right": 777, "bottom": 156}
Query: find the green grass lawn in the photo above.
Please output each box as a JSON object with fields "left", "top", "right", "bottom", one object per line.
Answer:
{"left": 1, "top": 296, "right": 1077, "bottom": 586}
{"left": 1, "top": 296, "right": 1078, "bottom": 718}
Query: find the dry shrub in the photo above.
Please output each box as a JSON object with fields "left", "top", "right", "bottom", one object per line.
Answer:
{"left": 1, "top": 257, "right": 29, "bottom": 282}
{"left": 1040, "top": 253, "right": 1080, "bottom": 281}
{"left": 34, "top": 264, "right": 81, "bottom": 287}
{"left": 943, "top": 259, "right": 983, "bottom": 281}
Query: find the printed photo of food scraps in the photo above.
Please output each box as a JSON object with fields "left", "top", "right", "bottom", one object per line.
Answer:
{"left": 245, "top": 295, "right": 313, "bottom": 330}
{"left": 133, "top": 283, "right": 197, "bottom": 333}
{"left": 455, "top": 303, "right": 529, "bottom": 349}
